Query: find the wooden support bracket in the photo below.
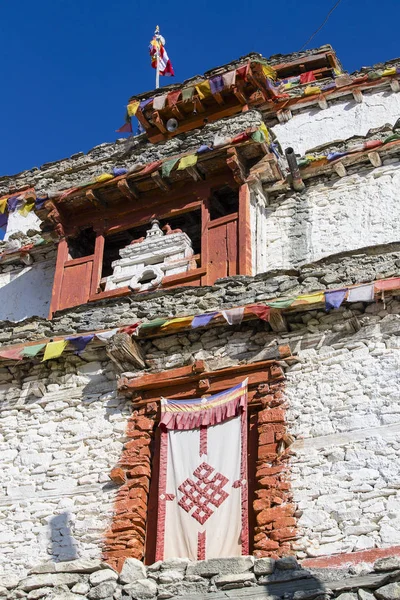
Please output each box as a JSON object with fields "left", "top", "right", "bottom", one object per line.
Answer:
{"left": 390, "top": 79, "right": 400, "bottom": 93}
{"left": 353, "top": 89, "right": 363, "bottom": 103}
{"left": 193, "top": 97, "right": 205, "bottom": 114}
{"left": 106, "top": 332, "right": 146, "bottom": 372}
{"left": 186, "top": 165, "right": 204, "bottom": 182}
{"left": 213, "top": 92, "right": 224, "bottom": 105}
{"left": 153, "top": 111, "right": 167, "bottom": 134}
{"left": 368, "top": 151, "right": 382, "bottom": 168}
{"left": 318, "top": 97, "right": 328, "bottom": 110}
{"left": 277, "top": 109, "right": 292, "bottom": 123}
{"left": 269, "top": 309, "right": 288, "bottom": 332}
{"left": 334, "top": 162, "right": 347, "bottom": 178}
{"left": 86, "top": 189, "right": 107, "bottom": 208}
{"left": 171, "top": 105, "right": 184, "bottom": 120}
{"left": 117, "top": 178, "right": 139, "bottom": 201}
{"left": 226, "top": 147, "right": 247, "bottom": 184}
{"left": 233, "top": 82, "right": 248, "bottom": 106}
{"left": 151, "top": 170, "right": 171, "bottom": 192}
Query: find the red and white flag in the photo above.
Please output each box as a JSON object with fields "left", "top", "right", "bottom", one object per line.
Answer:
{"left": 149, "top": 27, "right": 174, "bottom": 77}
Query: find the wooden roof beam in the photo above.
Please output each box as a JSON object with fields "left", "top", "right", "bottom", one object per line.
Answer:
{"left": 171, "top": 105, "right": 184, "bottom": 120}
{"left": 233, "top": 82, "right": 248, "bottom": 105}
{"left": 186, "top": 165, "right": 204, "bottom": 182}
{"left": 193, "top": 97, "right": 205, "bottom": 114}
{"left": 213, "top": 92, "right": 224, "bottom": 105}
{"left": 117, "top": 178, "right": 139, "bottom": 201}
{"left": 151, "top": 170, "right": 171, "bottom": 192}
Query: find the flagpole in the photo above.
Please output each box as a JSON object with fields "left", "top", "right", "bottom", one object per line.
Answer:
{"left": 155, "top": 25, "right": 160, "bottom": 89}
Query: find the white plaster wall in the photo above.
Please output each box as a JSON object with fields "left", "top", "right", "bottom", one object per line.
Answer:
{"left": 5, "top": 211, "right": 42, "bottom": 241}
{"left": 0, "top": 354, "right": 129, "bottom": 578}
{"left": 0, "top": 259, "right": 55, "bottom": 321}
{"left": 272, "top": 90, "right": 400, "bottom": 155}
{"left": 261, "top": 160, "right": 400, "bottom": 271}
{"left": 286, "top": 307, "right": 400, "bottom": 558}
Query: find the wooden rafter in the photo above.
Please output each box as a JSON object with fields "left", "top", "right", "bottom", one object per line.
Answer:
{"left": 186, "top": 165, "right": 204, "bottom": 182}
{"left": 193, "top": 97, "right": 205, "bottom": 114}
{"left": 171, "top": 105, "right": 184, "bottom": 120}
{"left": 151, "top": 170, "right": 171, "bottom": 192}
{"left": 153, "top": 111, "right": 167, "bottom": 134}
{"left": 213, "top": 92, "right": 224, "bottom": 105}
{"left": 86, "top": 189, "right": 107, "bottom": 208}
{"left": 117, "top": 178, "right": 139, "bottom": 201}
{"left": 233, "top": 81, "right": 248, "bottom": 105}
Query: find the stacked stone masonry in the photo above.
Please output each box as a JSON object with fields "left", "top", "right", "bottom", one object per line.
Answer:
{"left": 5, "top": 554, "right": 400, "bottom": 600}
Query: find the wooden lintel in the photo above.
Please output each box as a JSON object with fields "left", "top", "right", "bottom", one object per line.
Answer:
{"left": 86, "top": 188, "right": 107, "bottom": 208}
{"left": 226, "top": 147, "right": 247, "bottom": 184}
{"left": 269, "top": 309, "right": 288, "bottom": 332}
{"left": 213, "top": 92, "right": 224, "bottom": 105}
{"left": 151, "top": 170, "right": 171, "bottom": 192}
{"left": 117, "top": 178, "right": 139, "bottom": 201}
{"left": 186, "top": 165, "right": 203, "bottom": 182}
{"left": 153, "top": 111, "right": 167, "bottom": 134}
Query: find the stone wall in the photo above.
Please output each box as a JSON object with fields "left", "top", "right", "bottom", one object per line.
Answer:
{"left": 5, "top": 553, "right": 400, "bottom": 600}
{"left": 262, "top": 161, "right": 400, "bottom": 270}
{"left": 0, "top": 349, "right": 130, "bottom": 578}
{"left": 271, "top": 88, "right": 400, "bottom": 155}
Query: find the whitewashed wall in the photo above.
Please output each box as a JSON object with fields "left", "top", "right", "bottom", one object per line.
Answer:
{"left": 250, "top": 181, "right": 269, "bottom": 275}
{"left": 272, "top": 89, "right": 400, "bottom": 155}
{"left": 5, "top": 211, "right": 42, "bottom": 241}
{"left": 261, "top": 160, "right": 400, "bottom": 271}
{"left": 0, "top": 353, "right": 128, "bottom": 578}
{"left": 287, "top": 306, "right": 400, "bottom": 558}
{"left": 0, "top": 259, "right": 55, "bottom": 321}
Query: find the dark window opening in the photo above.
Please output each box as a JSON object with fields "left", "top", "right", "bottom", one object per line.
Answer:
{"left": 68, "top": 228, "right": 96, "bottom": 259}
{"left": 209, "top": 186, "right": 239, "bottom": 220}
{"left": 100, "top": 210, "right": 201, "bottom": 283}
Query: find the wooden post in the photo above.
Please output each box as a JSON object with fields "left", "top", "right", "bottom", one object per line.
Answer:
{"left": 48, "top": 238, "right": 69, "bottom": 319}
{"left": 90, "top": 232, "right": 105, "bottom": 297}
{"left": 200, "top": 194, "right": 211, "bottom": 285}
{"left": 238, "top": 183, "right": 253, "bottom": 276}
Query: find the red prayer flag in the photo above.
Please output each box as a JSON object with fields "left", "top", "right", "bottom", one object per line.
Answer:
{"left": 0, "top": 347, "right": 23, "bottom": 360}
{"left": 300, "top": 71, "right": 316, "bottom": 84}
{"left": 167, "top": 90, "right": 181, "bottom": 106}
{"left": 245, "top": 304, "right": 270, "bottom": 321}
{"left": 119, "top": 323, "right": 140, "bottom": 335}
{"left": 116, "top": 121, "right": 133, "bottom": 133}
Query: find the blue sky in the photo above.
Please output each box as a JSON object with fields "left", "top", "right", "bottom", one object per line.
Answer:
{"left": 1, "top": 0, "right": 399, "bottom": 176}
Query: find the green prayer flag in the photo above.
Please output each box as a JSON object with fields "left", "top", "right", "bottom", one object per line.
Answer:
{"left": 383, "top": 133, "right": 400, "bottom": 145}
{"left": 266, "top": 298, "right": 295, "bottom": 309}
{"left": 22, "top": 343, "right": 46, "bottom": 357}
{"left": 251, "top": 129, "right": 267, "bottom": 143}
{"left": 161, "top": 158, "right": 179, "bottom": 178}
{"left": 182, "top": 87, "right": 195, "bottom": 102}
{"left": 139, "top": 318, "right": 168, "bottom": 332}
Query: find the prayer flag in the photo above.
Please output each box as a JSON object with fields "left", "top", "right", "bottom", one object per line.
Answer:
{"left": 261, "top": 64, "right": 277, "bottom": 80}
{"left": 18, "top": 198, "right": 35, "bottom": 217}
{"left": 177, "top": 155, "right": 197, "bottom": 170}
{"left": 95, "top": 173, "right": 114, "bottom": 183}
{"left": 222, "top": 70, "right": 236, "bottom": 89}
{"left": 266, "top": 298, "right": 295, "bottom": 309}
{"left": 375, "top": 278, "right": 400, "bottom": 291}
{"left": 195, "top": 81, "right": 212, "bottom": 99}
{"left": 293, "top": 292, "right": 325, "bottom": 306}
{"left": 167, "top": 91, "right": 181, "bottom": 106}
{"left": 140, "top": 98, "right": 153, "bottom": 111}
{"left": 191, "top": 312, "right": 218, "bottom": 329}
{"left": 197, "top": 145, "right": 212, "bottom": 154}
{"left": 156, "top": 380, "right": 248, "bottom": 561}
{"left": 22, "top": 343, "right": 46, "bottom": 358}
{"left": 119, "top": 323, "right": 140, "bottom": 335}
{"left": 245, "top": 304, "right": 270, "bottom": 321}
{"left": 236, "top": 63, "right": 250, "bottom": 80}
{"left": 182, "top": 87, "right": 195, "bottom": 102}
{"left": 116, "top": 121, "right": 133, "bottom": 133}
{"left": 113, "top": 168, "right": 128, "bottom": 177}
{"left": 324, "top": 289, "right": 348, "bottom": 311}
{"left": 0, "top": 347, "right": 23, "bottom": 360}
{"left": 221, "top": 307, "right": 245, "bottom": 325}
{"left": 162, "top": 158, "right": 179, "bottom": 178}
{"left": 304, "top": 85, "right": 321, "bottom": 96}
{"left": 139, "top": 318, "right": 168, "bottom": 332}
{"left": 300, "top": 71, "right": 316, "bottom": 84}
{"left": 149, "top": 29, "right": 174, "bottom": 76}
{"left": 347, "top": 284, "right": 375, "bottom": 303}
{"left": 153, "top": 94, "right": 167, "bottom": 110}
{"left": 127, "top": 101, "right": 140, "bottom": 117}
{"left": 42, "top": 340, "right": 67, "bottom": 361}
{"left": 7, "top": 196, "right": 21, "bottom": 212}
{"left": 96, "top": 329, "right": 119, "bottom": 342}
{"left": 160, "top": 317, "right": 194, "bottom": 332}
{"left": 0, "top": 198, "right": 8, "bottom": 213}
{"left": 66, "top": 335, "right": 94, "bottom": 355}
{"left": 209, "top": 76, "right": 224, "bottom": 95}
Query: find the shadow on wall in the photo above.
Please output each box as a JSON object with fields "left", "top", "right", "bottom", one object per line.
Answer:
{"left": 49, "top": 512, "right": 78, "bottom": 562}
{"left": 0, "top": 264, "right": 54, "bottom": 321}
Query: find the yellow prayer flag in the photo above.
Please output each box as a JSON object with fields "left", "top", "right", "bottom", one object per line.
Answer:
{"left": 260, "top": 122, "right": 270, "bottom": 143}
{"left": 293, "top": 292, "right": 325, "bottom": 306}
{"left": 195, "top": 81, "right": 212, "bottom": 99}
{"left": 42, "top": 340, "right": 67, "bottom": 361}
{"left": 127, "top": 101, "right": 140, "bottom": 117}
{"left": 96, "top": 173, "right": 114, "bottom": 183}
{"left": 0, "top": 198, "right": 8, "bottom": 214}
{"left": 304, "top": 85, "right": 321, "bottom": 96}
{"left": 160, "top": 316, "right": 194, "bottom": 331}
{"left": 18, "top": 199, "right": 35, "bottom": 217}
{"left": 382, "top": 67, "right": 397, "bottom": 77}
{"left": 177, "top": 155, "right": 198, "bottom": 170}
{"left": 262, "top": 64, "right": 277, "bottom": 80}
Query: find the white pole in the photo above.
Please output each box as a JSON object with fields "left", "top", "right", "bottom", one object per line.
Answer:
{"left": 155, "top": 25, "right": 160, "bottom": 89}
